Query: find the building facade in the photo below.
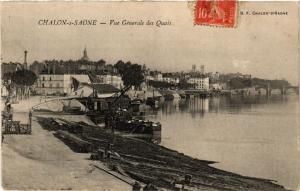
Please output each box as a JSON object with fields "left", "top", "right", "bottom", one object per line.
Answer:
{"left": 96, "top": 74, "right": 123, "bottom": 89}
{"left": 154, "top": 73, "right": 163, "bottom": 81}
{"left": 162, "top": 73, "right": 180, "bottom": 84}
{"left": 187, "top": 76, "right": 209, "bottom": 91}
{"left": 35, "top": 74, "right": 91, "bottom": 95}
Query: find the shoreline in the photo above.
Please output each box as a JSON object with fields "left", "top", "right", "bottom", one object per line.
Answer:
{"left": 1, "top": 116, "right": 131, "bottom": 190}
{"left": 34, "top": 115, "right": 288, "bottom": 191}
{"left": 1, "top": 96, "right": 292, "bottom": 190}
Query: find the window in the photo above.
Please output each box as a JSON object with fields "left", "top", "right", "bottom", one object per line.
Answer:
{"left": 50, "top": 77, "right": 52, "bottom": 81}
{"left": 42, "top": 83, "right": 44, "bottom": 88}
{"left": 42, "top": 77, "right": 45, "bottom": 81}
{"left": 49, "top": 83, "right": 52, "bottom": 88}
{"left": 56, "top": 83, "right": 60, "bottom": 88}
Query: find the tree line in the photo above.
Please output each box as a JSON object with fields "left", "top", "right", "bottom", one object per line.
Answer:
{"left": 228, "top": 77, "right": 290, "bottom": 89}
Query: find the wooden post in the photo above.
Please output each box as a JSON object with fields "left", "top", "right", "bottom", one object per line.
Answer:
{"left": 29, "top": 111, "right": 32, "bottom": 134}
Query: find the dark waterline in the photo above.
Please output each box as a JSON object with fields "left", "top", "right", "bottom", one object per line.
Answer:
{"left": 145, "top": 95, "right": 300, "bottom": 190}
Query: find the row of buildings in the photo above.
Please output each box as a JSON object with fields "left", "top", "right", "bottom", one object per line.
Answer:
{"left": 2, "top": 48, "right": 254, "bottom": 97}
{"left": 32, "top": 50, "right": 215, "bottom": 95}
{"left": 144, "top": 65, "right": 215, "bottom": 91}
{"left": 34, "top": 49, "right": 124, "bottom": 95}
{"left": 2, "top": 49, "right": 124, "bottom": 97}
{"left": 143, "top": 65, "right": 254, "bottom": 91}
{"left": 35, "top": 73, "right": 123, "bottom": 95}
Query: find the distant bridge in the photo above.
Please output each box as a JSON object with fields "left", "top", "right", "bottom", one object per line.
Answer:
{"left": 255, "top": 85, "right": 299, "bottom": 95}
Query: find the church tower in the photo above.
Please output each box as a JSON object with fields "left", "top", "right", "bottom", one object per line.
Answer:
{"left": 81, "top": 47, "right": 89, "bottom": 61}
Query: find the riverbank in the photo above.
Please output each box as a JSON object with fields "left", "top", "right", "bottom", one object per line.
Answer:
{"left": 1, "top": 96, "right": 294, "bottom": 190}
{"left": 1, "top": 96, "right": 131, "bottom": 190}
{"left": 36, "top": 116, "right": 288, "bottom": 191}
{"left": 1, "top": 116, "right": 131, "bottom": 190}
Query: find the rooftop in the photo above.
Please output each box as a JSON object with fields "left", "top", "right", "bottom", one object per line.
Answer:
{"left": 81, "top": 83, "right": 120, "bottom": 94}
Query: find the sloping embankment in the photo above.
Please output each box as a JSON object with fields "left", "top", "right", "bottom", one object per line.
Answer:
{"left": 37, "top": 116, "right": 288, "bottom": 191}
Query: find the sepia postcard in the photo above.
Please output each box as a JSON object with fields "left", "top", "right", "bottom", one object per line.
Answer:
{"left": 1, "top": 1, "right": 299, "bottom": 191}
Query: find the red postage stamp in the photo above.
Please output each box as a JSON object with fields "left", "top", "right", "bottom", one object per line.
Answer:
{"left": 194, "top": 0, "right": 237, "bottom": 27}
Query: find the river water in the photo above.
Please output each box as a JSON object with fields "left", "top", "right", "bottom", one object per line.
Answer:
{"left": 146, "top": 95, "right": 300, "bottom": 190}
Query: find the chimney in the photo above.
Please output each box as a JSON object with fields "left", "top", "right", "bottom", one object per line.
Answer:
{"left": 24, "top": 50, "right": 28, "bottom": 69}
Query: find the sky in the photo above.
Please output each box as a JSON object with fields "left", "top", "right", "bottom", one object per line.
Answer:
{"left": 1, "top": 2, "right": 299, "bottom": 85}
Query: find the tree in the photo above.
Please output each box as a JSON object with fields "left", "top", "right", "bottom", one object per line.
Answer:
{"left": 11, "top": 69, "right": 37, "bottom": 100}
{"left": 229, "top": 77, "right": 252, "bottom": 89}
{"left": 178, "top": 79, "right": 194, "bottom": 89}
{"left": 114, "top": 60, "right": 128, "bottom": 74}
{"left": 95, "top": 59, "right": 106, "bottom": 71}
{"left": 114, "top": 61, "right": 144, "bottom": 89}
{"left": 251, "top": 78, "right": 290, "bottom": 89}
{"left": 11, "top": 69, "right": 37, "bottom": 86}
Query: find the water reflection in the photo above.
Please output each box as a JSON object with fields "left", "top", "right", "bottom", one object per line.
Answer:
{"left": 145, "top": 95, "right": 300, "bottom": 190}
{"left": 158, "top": 95, "right": 292, "bottom": 117}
